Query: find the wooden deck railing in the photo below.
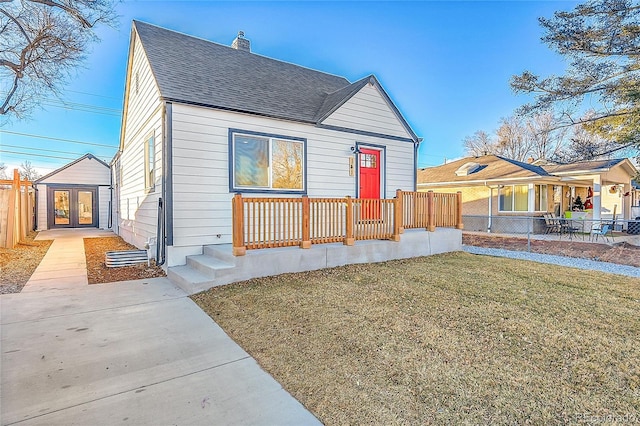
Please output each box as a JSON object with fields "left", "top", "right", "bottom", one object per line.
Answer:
{"left": 232, "top": 190, "right": 462, "bottom": 256}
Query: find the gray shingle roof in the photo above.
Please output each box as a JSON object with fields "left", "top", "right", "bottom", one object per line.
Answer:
{"left": 417, "top": 155, "right": 551, "bottom": 184}
{"left": 542, "top": 158, "right": 625, "bottom": 174}
{"left": 497, "top": 156, "right": 550, "bottom": 176}
{"left": 134, "top": 21, "right": 357, "bottom": 124}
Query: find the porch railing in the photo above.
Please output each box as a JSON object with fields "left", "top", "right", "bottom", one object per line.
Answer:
{"left": 232, "top": 190, "right": 463, "bottom": 256}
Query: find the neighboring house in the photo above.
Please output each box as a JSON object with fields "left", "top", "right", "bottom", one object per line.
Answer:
{"left": 417, "top": 155, "right": 638, "bottom": 232}
{"left": 114, "top": 21, "right": 421, "bottom": 268}
{"left": 34, "top": 154, "right": 111, "bottom": 231}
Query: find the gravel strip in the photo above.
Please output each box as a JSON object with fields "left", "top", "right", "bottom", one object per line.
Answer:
{"left": 463, "top": 245, "right": 640, "bottom": 278}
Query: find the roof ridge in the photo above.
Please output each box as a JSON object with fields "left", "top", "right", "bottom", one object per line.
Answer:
{"left": 133, "top": 20, "right": 350, "bottom": 84}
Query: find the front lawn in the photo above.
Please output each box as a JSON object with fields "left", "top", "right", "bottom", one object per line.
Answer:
{"left": 192, "top": 252, "right": 640, "bottom": 424}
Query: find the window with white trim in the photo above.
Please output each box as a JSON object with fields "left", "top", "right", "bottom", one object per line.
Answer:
{"left": 230, "top": 130, "right": 305, "bottom": 193}
{"left": 535, "top": 184, "right": 548, "bottom": 211}
{"left": 144, "top": 134, "right": 155, "bottom": 192}
{"left": 499, "top": 184, "right": 548, "bottom": 212}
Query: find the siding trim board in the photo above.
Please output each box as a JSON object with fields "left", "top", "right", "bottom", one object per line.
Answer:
{"left": 163, "top": 97, "right": 317, "bottom": 126}
{"left": 165, "top": 101, "right": 174, "bottom": 246}
{"left": 316, "top": 124, "right": 414, "bottom": 143}
{"left": 227, "top": 128, "right": 308, "bottom": 195}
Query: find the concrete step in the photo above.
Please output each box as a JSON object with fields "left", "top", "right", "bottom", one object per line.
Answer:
{"left": 167, "top": 265, "right": 216, "bottom": 295}
{"left": 186, "top": 255, "right": 235, "bottom": 278}
{"left": 203, "top": 244, "right": 236, "bottom": 263}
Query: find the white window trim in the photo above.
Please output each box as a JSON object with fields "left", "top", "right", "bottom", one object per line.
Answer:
{"left": 229, "top": 129, "right": 307, "bottom": 194}
{"left": 144, "top": 133, "right": 155, "bottom": 193}
{"left": 498, "top": 183, "right": 549, "bottom": 213}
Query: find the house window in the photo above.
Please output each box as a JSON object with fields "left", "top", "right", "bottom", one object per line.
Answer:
{"left": 535, "top": 184, "right": 548, "bottom": 211}
{"left": 499, "top": 185, "right": 528, "bottom": 212}
{"left": 230, "top": 130, "right": 306, "bottom": 193}
{"left": 144, "top": 134, "right": 155, "bottom": 192}
{"left": 499, "top": 184, "right": 548, "bottom": 212}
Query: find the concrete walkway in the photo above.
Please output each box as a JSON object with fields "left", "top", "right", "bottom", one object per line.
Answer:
{"left": 1, "top": 230, "right": 320, "bottom": 425}
{"left": 23, "top": 229, "right": 115, "bottom": 293}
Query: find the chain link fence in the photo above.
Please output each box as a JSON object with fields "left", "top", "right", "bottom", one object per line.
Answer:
{"left": 463, "top": 214, "right": 640, "bottom": 251}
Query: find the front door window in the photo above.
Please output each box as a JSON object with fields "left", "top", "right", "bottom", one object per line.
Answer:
{"left": 54, "top": 190, "right": 70, "bottom": 225}
{"left": 78, "top": 191, "right": 93, "bottom": 225}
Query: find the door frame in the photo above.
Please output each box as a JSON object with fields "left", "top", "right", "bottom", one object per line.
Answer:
{"left": 355, "top": 142, "right": 386, "bottom": 199}
{"left": 47, "top": 184, "right": 99, "bottom": 229}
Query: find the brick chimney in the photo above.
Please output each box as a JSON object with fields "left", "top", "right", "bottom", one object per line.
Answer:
{"left": 231, "top": 31, "right": 250, "bottom": 52}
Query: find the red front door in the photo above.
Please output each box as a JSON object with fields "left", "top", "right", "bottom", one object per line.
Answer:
{"left": 359, "top": 148, "right": 381, "bottom": 219}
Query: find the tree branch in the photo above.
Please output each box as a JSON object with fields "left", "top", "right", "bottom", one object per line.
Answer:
{"left": 0, "top": 72, "right": 20, "bottom": 114}
{"left": 27, "top": 0, "right": 93, "bottom": 28}
{"left": 0, "top": 8, "right": 31, "bottom": 44}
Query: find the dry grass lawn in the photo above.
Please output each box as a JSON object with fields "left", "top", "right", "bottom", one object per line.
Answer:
{"left": 0, "top": 231, "right": 52, "bottom": 294}
{"left": 193, "top": 252, "right": 640, "bottom": 424}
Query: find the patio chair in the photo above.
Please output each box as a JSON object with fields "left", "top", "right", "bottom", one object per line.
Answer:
{"left": 590, "top": 224, "right": 611, "bottom": 243}
{"left": 543, "top": 213, "right": 560, "bottom": 234}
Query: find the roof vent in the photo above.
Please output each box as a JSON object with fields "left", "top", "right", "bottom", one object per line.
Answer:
{"left": 455, "top": 162, "right": 481, "bottom": 176}
{"left": 231, "top": 31, "right": 250, "bottom": 52}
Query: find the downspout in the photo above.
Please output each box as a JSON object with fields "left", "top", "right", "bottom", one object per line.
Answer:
{"left": 157, "top": 101, "right": 173, "bottom": 266}
{"left": 486, "top": 182, "right": 492, "bottom": 233}
{"left": 413, "top": 138, "right": 423, "bottom": 192}
{"left": 108, "top": 165, "right": 113, "bottom": 229}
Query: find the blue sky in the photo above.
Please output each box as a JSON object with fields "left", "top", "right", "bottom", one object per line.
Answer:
{"left": 0, "top": 0, "right": 575, "bottom": 175}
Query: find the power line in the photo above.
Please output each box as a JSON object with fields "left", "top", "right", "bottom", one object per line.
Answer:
{"left": 2, "top": 143, "right": 113, "bottom": 157}
{"left": 0, "top": 91, "right": 122, "bottom": 116}
{"left": 0, "top": 130, "right": 118, "bottom": 149}
{"left": 41, "top": 99, "right": 121, "bottom": 116}
{"left": 66, "top": 89, "right": 121, "bottom": 101}
{"left": 0, "top": 149, "right": 79, "bottom": 161}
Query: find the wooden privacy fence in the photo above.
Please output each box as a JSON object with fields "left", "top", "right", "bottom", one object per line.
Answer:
{"left": 0, "top": 169, "right": 35, "bottom": 248}
{"left": 232, "top": 190, "right": 463, "bottom": 256}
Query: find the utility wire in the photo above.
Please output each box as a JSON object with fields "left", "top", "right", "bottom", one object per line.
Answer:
{"left": 0, "top": 149, "right": 79, "bottom": 161}
{"left": 2, "top": 143, "right": 113, "bottom": 157}
{"left": 0, "top": 130, "right": 117, "bottom": 149}
{"left": 66, "top": 89, "right": 121, "bottom": 101}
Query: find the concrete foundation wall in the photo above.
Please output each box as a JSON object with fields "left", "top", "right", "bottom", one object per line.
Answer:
{"left": 169, "top": 227, "right": 462, "bottom": 294}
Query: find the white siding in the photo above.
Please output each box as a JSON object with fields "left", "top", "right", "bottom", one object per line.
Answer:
{"left": 168, "top": 103, "right": 415, "bottom": 266}
{"left": 321, "top": 84, "right": 412, "bottom": 140}
{"left": 98, "top": 186, "right": 111, "bottom": 229}
{"left": 117, "top": 30, "right": 164, "bottom": 249}
{"left": 38, "top": 157, "right": 110, "bottom": 185}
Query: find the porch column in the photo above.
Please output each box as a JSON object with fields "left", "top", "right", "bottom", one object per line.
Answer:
{"left": 623, "top": 182, "right": 631, "bottom": 221}
{"left": 592, "top": 175, "right": 602, "bottom": 222}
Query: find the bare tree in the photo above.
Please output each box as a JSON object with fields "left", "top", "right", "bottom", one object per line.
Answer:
{"left": 463, "top": 130, "right": 496, "bottom": 157}
{"left": 0, "top": 0, "right": 117, "bottom": 118}
{"left": 495, "top": 116, "right": 533, "bottom": 162}
{"left": 464, "top": 112, "right": 571, "bottom": 162}
{"left": 19, "top": 160, "right": 40, "bottom": 180}
{"left": 0, "top": 162, "right": 7, "bottom": 180}
{"left": 526, "top": 111, "right": 566, "bottom": 161}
